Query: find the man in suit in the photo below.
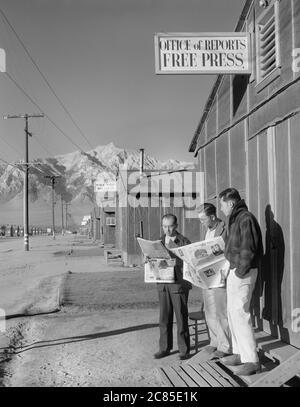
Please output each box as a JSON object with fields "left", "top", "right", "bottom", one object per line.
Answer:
{"left": 153, "top": 213, "right": 192, "bottom": 361}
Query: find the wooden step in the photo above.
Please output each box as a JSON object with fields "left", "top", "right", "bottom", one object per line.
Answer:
{"left": 159, "top": 360, "right": 241, "bottom": 387}
{"left": 218, "top": 328, "right": 300, "bottom": 387}
{"left": 159, "top": 329, "right": 300, "bottom": 387}
{"left": 254, "top": 330, "right": 299, "bottom": 363}
{"left": 221, "top": 356, "right": 275, "bottom": 386}
{"left": 250, "top": 350, "right": 300, "bottom": 387}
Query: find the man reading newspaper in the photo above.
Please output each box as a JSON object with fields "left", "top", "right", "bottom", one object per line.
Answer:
{"left": 139, "top": 214, "right": 192, "bottom": 361}
{"left": 171, "top": 205, "right": 232, "bottom": 359}
{"left": 197, "top": 203, "right": 231, "bottom": 358}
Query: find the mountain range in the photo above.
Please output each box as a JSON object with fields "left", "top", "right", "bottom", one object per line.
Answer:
{"left": 0, "top": 143, "right": 193, "bottom": 227}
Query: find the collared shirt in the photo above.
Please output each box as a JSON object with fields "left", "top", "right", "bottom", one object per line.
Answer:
{"left": 205, "top": 227, "right": 216, "bottom": 241}
{"left": 165, "top": 235, "right": 177, "bottom": 247}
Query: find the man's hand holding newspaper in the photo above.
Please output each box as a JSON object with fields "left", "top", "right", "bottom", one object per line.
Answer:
{"left": 137, "top": 237, "right": 176, "bottom": 283}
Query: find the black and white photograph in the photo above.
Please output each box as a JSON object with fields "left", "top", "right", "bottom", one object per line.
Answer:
{"left": 0, "top": 0, "right": 300, "bottom": 392}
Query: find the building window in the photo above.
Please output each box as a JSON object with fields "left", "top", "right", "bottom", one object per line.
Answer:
{"left": 106, "top": 217, "right": 116, "bottom": 226}
{"left": 256, "top": 0, "right": 280, "bottom": 84}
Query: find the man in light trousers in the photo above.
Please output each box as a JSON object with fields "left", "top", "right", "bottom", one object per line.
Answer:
{"left": 219, "top": 188, "right": 263, "bottom": 376}
{"left": 197, "top": 203, "right": 232, "bottom": 358}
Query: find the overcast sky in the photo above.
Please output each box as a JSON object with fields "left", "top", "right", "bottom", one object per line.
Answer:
{"left": 0, "top": 0, "right": 245, "bottom": 164}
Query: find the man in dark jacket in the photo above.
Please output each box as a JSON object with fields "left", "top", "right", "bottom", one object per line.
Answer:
{"left": 153, "top": 213, "right": 191, "bottom": 361}
{"left": 219, "top": 188, "right": 263, "bottom": 376}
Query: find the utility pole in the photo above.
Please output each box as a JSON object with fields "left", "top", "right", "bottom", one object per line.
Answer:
{"left": 65, "top": 202, "right": 71, "bottom": 231}
{"left": 61, "top": 196, "right": 64, "bottom": 235}
{"left": 44, "top": 175, "right": 61, "bottom": 239}
{"left": 139, "top": 148, "right": 144, "bottom": 177}
{"left": 3, "top": 113, "right": 44, "bottom": 251}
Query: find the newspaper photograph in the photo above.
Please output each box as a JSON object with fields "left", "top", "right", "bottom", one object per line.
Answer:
{"left": 170, "top": 236, "right": 229, "bottom": 289}
{"left": 144, "top": 258, "right": 176, "bottom": 283}
{"left": 137, "top": 237, "right": 175, "bottom": 283}
{"left": 183, "top": 258, "right": 230, "bottom": 289}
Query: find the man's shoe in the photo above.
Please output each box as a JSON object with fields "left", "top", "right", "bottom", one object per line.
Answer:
{"left": 179, "top": 353, "right": 190, "bottom": 360}
{"left": 212, "top": 350, "right": 232, "bottom": 359}
{"left": 220, "top": 353, "right": 242, "bottom": 366}
{"left": 154, "top": 351, "right": 170, "bottom": 359}
{"left": 235, "top": 362, "right": 261, "bottom": 376}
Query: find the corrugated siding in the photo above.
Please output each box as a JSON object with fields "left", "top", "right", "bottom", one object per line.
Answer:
{"left": 248, "top": 81, "right": 300, "bottom": 137}
{"left": 230, "top": 122, "right": 246, "bottom": 192}
{"left": 290, "top": 113, "right": 300, "bottom": 347}
{"left": 293, "top": 0, "right": 300, "bottom": 78}
{"left": 248, "top": 138, "right": 259, "bottom": 216}
{"left": 206, "top": 101, "right": 217, "bottom": 141}
{"left": 217, "top": 76, "right": 231, "bottom": 133}
{"left": 205, "top": 142, "right": 216, "bottom": 199}
{"left": 274, "top": 120, "right": 291, "bottom": 338}
{"left": 248, "top": 136, "right": 261, "bottom": 319}
{"left": 216, "top": 132, "right": 230, "bottom": 192}
{"left": 184, "top": 215, "right": 200, "bottom": 243}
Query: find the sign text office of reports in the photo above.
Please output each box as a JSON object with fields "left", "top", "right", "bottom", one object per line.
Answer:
{"left": 154, "top": 33, "right": 251, "bottom": 74}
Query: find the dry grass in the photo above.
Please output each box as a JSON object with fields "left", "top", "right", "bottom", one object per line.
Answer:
{"left": 60, "top": 269, "right": 203, "bottom": 311}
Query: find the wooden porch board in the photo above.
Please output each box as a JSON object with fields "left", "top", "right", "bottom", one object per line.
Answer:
{"left": 159, "top": 360, "right": 241, "bottom": 387}
{"left": 172, "top": 365, "right": 202, "bottom": 387}
{"left": 188, "top": 362, "right": 224, "bottom": 387}
{"left": 160, "top": 366, "right": 188, "bottom": 387}
{"left": 206, "top": 360, "right": 241, "bottom": 387}
{"left": 180, "top": 364, "right": 211, "bottom": 387}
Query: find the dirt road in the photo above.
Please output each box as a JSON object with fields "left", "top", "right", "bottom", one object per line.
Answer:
{"left": 0, "top": 235, "right": 205, "bottom": 387}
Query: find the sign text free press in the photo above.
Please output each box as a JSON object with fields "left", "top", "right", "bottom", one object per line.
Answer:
{"left": 154, "top": 33, "right": 251, "bottom": 74}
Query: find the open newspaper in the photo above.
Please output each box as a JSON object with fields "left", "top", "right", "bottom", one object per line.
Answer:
{"left": 170, "top": 236, "right": 230, "bottom": 289}
{"left": 137, "top": 237, "right": 175, "bottom": 283}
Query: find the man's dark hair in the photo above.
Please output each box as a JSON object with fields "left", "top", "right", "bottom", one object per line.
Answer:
{"left": 197, "top": 203, "right": 216, "bottom": 217}
{"left": 162, "top": 213, "right": 177, "bottom": 225}
{"left": 219, "top": 188, "right": 241, "bottom": 203}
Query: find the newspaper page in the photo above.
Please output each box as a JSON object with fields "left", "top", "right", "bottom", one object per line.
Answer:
{"left": 137, "top": 237, "right": 171, "bottom": 259}
{"left": 137, "top": 237, "right": 175, "bottom": 283}
{"left": 170, "top": 236, "right": 230, "bottom": 289}
{"left": 144, "top": 258, "right": 176, "bottom": 283}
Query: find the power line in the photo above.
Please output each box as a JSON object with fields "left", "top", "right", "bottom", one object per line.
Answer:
{"left": 0, "top": 6, "right": 93, "bottom": 150}
{"left": 33, "top": 161, "right": 62, "bottom": 177}
{"left": 5, "top": 71, "right": 85, "bottom": 152}
{"left": 31, "top": 134, "right": 54, "bottom": 157}
{"left": 0, "top": 156, "right": 10, "bottom": 165}
{"left": 0, "top": 155, "right": 24, "bottom": 171}
{"left": 0, "top": 134, "right": 23, "bottom": 156}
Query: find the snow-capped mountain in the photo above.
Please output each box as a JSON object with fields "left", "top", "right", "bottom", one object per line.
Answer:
{"left": 0, "top": 143, "right": 194, "bottom": 226}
